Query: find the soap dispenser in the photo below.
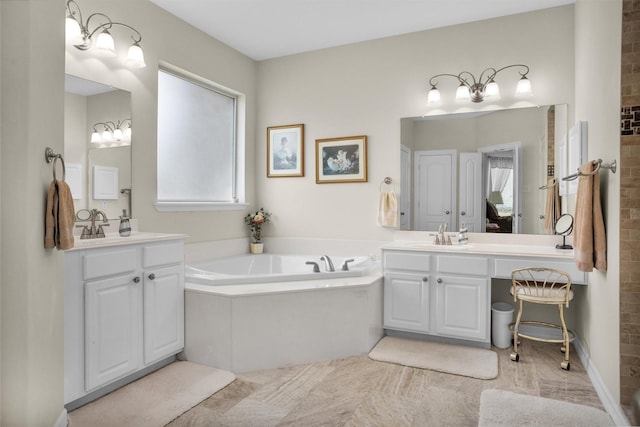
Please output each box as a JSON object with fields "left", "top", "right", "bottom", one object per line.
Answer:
{"left": 119, "top": 209, "right": 131, "bottom": 237}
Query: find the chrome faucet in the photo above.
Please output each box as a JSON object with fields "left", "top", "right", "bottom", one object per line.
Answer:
{"left": 320, "top": 255, "right": 335, "bottom": 272}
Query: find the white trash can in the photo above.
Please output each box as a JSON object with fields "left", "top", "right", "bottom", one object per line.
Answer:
{"left": 491, "top": 302, "right": 514, "bottom": 349}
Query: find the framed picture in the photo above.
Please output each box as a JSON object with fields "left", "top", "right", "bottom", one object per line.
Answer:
{"left": 267, "top": 124, "right": 304, "bottom": 177}
{"left": 315, "top": 135, "right": 368, "bottom": 183}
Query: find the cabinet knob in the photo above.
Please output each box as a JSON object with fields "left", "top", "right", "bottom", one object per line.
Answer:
{"left": 445, "top": 210, "right": 450, "bottom": 215}
{"left": 148, "top": 273, "right": 156, "bottom": 280}
{"left": 422, "top": 277, "right": 428, "bottom": 282}
{"left": 133, "top": 276, "right": 140, "bottom": 284}
{"left": 436, "top": 278, "right": 443, "bottom": 284}
{"left": 461, "top": 211, "right": 466, "bottom": 216}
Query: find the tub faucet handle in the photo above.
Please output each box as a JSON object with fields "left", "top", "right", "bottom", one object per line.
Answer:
{"left": 305, "top": 261, "right": 320, "bottom": 273}
{"left": 341, "top": 259, "right": 355, "bottom": 271}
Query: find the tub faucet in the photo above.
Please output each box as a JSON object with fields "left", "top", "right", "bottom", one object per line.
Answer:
{"left": 320, "top": 255, "right": 335, "bottom": 272}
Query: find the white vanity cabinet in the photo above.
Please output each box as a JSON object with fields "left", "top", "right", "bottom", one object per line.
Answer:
{"left": 65, "top": 237, "right": 185, "bottom": 405}
{"left": 383, "top": 249, "right": 490, "bottom": 345}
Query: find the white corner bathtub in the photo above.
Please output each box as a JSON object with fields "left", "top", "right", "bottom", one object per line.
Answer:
{"left": 185, "top": 253, "right": 376, "bottom": 286}
{"left": 183, "top": 253, "right": 384, "bottom": 373}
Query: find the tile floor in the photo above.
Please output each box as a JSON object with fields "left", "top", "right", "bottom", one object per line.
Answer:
{"left": 167, "top": 340, "right": 605, "bottom": 426}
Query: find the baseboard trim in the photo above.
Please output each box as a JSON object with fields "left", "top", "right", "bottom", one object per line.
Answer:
{"left": 54, "top": 408, "right": 68, "bottom": 427}
{"left": 574, "top": 337, "right": 629, "bottom": 426}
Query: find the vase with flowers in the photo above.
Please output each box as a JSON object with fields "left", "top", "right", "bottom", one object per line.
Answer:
{"left": 244, "top": 207, "right": 271, "bottom": 253}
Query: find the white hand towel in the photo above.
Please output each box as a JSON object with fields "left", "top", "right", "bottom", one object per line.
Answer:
{"left": 377, "top": 191, "right": 398, "bottom": 228}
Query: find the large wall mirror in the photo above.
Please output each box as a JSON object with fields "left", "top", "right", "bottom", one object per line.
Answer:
{"left": 400, "top": 104, "right": 568, "bottom": 235}
{"left": 64, "top": 75, "right": 132, "bottom": 220}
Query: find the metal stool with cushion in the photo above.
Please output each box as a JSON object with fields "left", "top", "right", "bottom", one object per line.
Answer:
{"left": 509, "top": 267, "right": 574, "bottom": 370}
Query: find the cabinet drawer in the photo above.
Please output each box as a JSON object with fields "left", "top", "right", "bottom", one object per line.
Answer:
{"left": 84, "top": 248, "right": 138, "bottom": 280}
{"left": 494, "top": 257, "right": 586, "bottom": 284}
{"left": 142, "top": 241, "right": 184, "bottom": 269}
{"left": 383, "top": 251, "right": 431, "bottom": 272}
{"left": 437, "top": 255, "right": 489, "bottom": 276}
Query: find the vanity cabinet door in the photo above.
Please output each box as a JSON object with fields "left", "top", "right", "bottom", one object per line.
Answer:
{"left": 434, "top": 274, "right": 489, "bottom": 341}
{"left": 384, "top": 272, "right": 431, "bottom": 333}
{"left": 143, "top": 264, "right": 185, "bottom": 365}
{"left": 84, "top": 273, "right": 142, "bottom": 391}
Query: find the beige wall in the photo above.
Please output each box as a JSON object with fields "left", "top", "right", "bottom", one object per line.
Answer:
{"left": 574, "top": 0, "right": 623, "bottom": 403}
{"left": 1, "top": 0, "right": 66, "bottom": 425}
{"left": 256, "top": 6, "right": 575, "bottom": 241}
{"left": 65, "top": 0, "right": 259, "bottom": 243}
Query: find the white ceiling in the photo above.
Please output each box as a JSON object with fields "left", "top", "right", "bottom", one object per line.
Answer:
{"left": 149, "top": 0, "right": 574, "bottom": 61}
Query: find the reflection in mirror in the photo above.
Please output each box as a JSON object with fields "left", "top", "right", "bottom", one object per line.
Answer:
{"left": 64, "top": 75, "right": 132, "bottom": 220}
{"left": 400, "top": 104, "right": 568, "bottom": 235}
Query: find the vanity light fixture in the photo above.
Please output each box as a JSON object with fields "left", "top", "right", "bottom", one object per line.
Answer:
{"left": 427, "top": 64, "right": 532, "bottom": 104}
{"left": 91, "top": 119, "right": 132, "bottom": 145}
{"left": 65, "top": 0, "right": 146, "bottom": 68}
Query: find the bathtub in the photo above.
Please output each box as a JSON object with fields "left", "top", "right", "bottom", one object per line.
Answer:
{"left": 183, "top": 252, "right": 384, "bottom": 372}
{"left": 185, "top": 253, "right": 376, "bottom": 286}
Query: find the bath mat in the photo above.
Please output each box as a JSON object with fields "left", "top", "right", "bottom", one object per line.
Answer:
{"left": 68, "top": 361, "right": 235, "bottom": 427}
{"left": 368, "top": 336, "right": 498, "bottom": 379}
{"left": 478, "top": 389, "right": 613, "bottom": 426}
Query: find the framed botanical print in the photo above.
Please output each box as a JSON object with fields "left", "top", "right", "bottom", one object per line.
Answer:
{"left": 267, "top": 124, "right": 304, "bottom": 177}
{"left": 315, "top": 135, "right": 368, "bottom": 183}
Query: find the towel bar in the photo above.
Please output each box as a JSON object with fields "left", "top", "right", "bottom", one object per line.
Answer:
{"left": 562, "top": 159, "right": 616, "bottom": 182}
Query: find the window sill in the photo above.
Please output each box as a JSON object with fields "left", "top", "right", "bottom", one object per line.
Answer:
{"left": 154, "top": 201, "right": 249, "bottom": 212}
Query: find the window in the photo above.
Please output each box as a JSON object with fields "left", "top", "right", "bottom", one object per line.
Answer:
{"left": 155, "top": 66, "right": 245, "bottom": 211}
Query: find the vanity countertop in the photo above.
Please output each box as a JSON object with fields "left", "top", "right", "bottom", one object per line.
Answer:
{"left": 68, "top": 232, "right": 188, "bottom": 251}
{"left": 382, "top": 241, "right": 575, "bottom": 259}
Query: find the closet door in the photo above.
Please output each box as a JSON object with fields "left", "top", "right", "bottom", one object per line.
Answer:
{"left": 459, "top": 152, "right": 482, "bottom": 232}
{"left": 414, "top": 150, "right": 456, "bottom": 231}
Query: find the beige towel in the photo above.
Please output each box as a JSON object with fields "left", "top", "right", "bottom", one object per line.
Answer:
{"left": 377, "top": 191, "right": 398, "bottom": 228}
{"left": 45, "top": 179, "right": 75, "bottom": 250}
{"left": 573, "top": 161, "right": 606, "bottom": 272}
{"left": 544, "top": 178, "right": 561, "bottom": 234}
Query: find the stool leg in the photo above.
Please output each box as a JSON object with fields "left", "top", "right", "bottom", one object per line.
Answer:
{"left": 558, "top": 304, "right": 570, "bottom": 371}
{"left": 510, "top": 300, "right": 523, "bottom": 362}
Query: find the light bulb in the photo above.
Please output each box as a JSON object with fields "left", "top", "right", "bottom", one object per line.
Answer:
{"left": 456, "top": 83, "right": 470, "bottom": 101}
{"left": 90, "top": 131, "right": 102, "bottom": 143}
{"left": 113, "top": 128, "right": 124, "bottom": 141}
{"left": 126, "top": 42, "right": 146, "bottom": 68}
{"left": 65, "top": 16, "right": 84, "bottom": 45}
{"left": 427, "top": 86, "right": 441, "bottom": 104}
{"left": 516, "top": 76, "right": 532, "bottom": 96}
{"left": 485, "top": 80, "right": 500, "bottom": 98}
{"left": 94, "top": 30, "right": 116, "bottom": 57}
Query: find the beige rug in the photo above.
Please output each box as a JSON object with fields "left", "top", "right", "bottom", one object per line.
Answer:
{"left": 479, "top": 389, "right": 613, "bottom": 426}
{"left": 368, "top": 336, "right": 498, "bottom": 380}
{"left": 68, "top": 361, "right": 236, "bottom": 427}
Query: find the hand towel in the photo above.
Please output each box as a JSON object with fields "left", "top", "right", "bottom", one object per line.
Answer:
{"left": 45, "top": 179, "right": 75, "bottom": 250}
{"left": 544, "top": 178, "right": 561, "bottom": 234}
{"left": 377, "top": 191, "right": 398, "bottom": 228}
{"left": 573, "top": 161, "right": 606, "bottom": 272}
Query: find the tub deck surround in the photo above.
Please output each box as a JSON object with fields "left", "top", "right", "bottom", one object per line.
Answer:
{"left": 69, "top": 230, "right": 188, "bottom": 250}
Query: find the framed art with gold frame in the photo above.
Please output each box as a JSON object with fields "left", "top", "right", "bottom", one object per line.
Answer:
{"left": 267, "top": 124, "right": 304, "bottom": 177}
{"left": 315, "top": 135, "right": 367, "bottom": 183}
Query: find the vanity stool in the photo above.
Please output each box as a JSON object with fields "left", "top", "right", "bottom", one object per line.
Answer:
{"left": 509, "top": 267, "right": 574, "bottom": 370}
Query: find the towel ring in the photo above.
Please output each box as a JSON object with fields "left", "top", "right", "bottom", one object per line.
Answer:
{"left": 52, "top": 154, "right": 66, "bottom": 182}
{"left": 380, "top": 177, "right": 396, "bottom": 192}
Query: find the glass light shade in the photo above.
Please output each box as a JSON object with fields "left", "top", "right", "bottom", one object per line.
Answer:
{"left": 113, "top": 128, "right": 124, "bottom": 140}
{"left": 101, "top": 130, "right": 113, "bottom": 141}
{"left": 456, "top": 83, "right": 470, "bottom": 101}
{"left": 485, "top": 80, "right": 500, "bottom": 98}
{"left": 427, "top": 87, "right": 441, "bottom": 104}
{"left": 126, "top": 42, "right": 146, "bottom": 68}
{"left": 515, "top": 76, "right": 532, "bottom": 96}
{"left": 124, "top": 127, "right": 132, "bottom": 138}
{"left": 90, "top": 131, "right": 102, "bottom": 143}
{"left": 65, "top": 17, "right": 84, "bottom": 45}
{"left": 94, "top": 30, "right": 116, "bottom": 57}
